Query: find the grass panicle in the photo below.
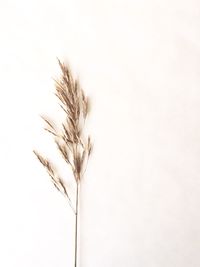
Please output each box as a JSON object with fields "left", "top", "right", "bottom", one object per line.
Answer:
{"left": 34, "top": 59, "right": 92, "bottom": 267}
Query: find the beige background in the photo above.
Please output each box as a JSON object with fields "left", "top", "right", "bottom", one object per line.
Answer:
{"left": 0, "top": 0, "right": 200, "bottom": 266}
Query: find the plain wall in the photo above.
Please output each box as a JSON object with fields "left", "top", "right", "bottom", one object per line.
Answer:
{"left": 0, "top": 0, "right": 200, "bottom": 266}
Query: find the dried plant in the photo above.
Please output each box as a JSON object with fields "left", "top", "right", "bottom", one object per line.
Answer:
{"left": 34, "top": 59, "right": 92, "bottom": 267}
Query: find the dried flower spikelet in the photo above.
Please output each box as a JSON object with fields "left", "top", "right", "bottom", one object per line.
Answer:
{"left": 33, "top": 150, "right": 70, "bottom": 198}
{"left": 87, "top": 136, "right": 92, "bottom": 156}
{"left": 33, "top": 150, "right": 55, "bottom": 180}
{"left": 80, "top": 88, "right": 89, "bottom": 119}
{"left": 40, "top": 116, "right": 58, "bottom": 137}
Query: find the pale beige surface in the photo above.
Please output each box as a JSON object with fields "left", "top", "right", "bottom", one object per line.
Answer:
{"left": 0, "top": 0, "right": 200, "bottom": 266}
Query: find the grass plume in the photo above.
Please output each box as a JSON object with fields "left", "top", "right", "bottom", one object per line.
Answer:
{"left": 34, "top": 59, "right": 92, "bottom": 267}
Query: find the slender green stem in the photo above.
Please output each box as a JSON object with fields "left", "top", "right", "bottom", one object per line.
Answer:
{"left": 74, "top": 182, "right": 79, "bottom": 267}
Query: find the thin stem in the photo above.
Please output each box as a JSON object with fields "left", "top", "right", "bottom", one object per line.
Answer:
{"left": 64, "top": 195, "right": 76, "bottom": 214}
{"left": 74, "top": 181, "right": 79, "bottom": 267}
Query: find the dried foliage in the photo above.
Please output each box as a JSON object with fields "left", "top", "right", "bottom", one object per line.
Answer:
{"left": 34, "top": 59, "right": 92, "bottom": 267}
{"left": 34, "top": 59, "right": 92, "bottom": 211}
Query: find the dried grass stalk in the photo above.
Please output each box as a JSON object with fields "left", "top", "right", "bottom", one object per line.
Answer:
{"left": 34, "top": 59, "right": 92, "bottom": 267}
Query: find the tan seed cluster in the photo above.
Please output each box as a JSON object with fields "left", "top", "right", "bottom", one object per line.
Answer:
{"left": 34, "top": 59, "right": 92, "bottom": 207}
